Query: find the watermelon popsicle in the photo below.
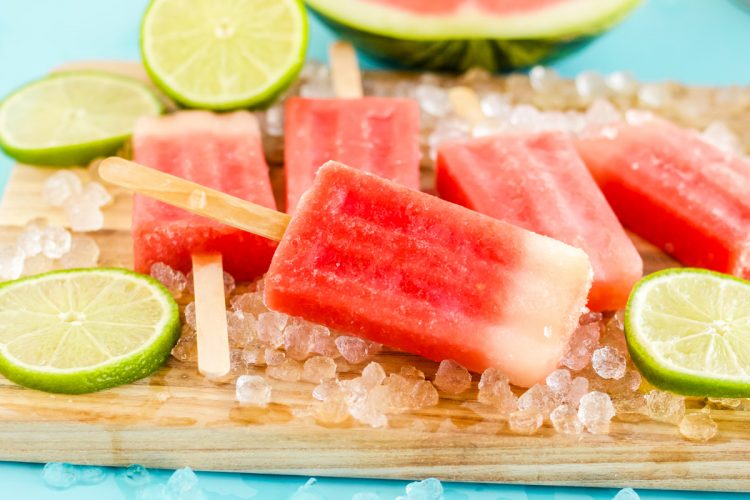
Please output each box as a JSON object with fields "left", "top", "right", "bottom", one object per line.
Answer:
{"left": 101, "top": 158, "right": 593, "bottom": 387}
{"left": 436, "top": 132, "right": 642, "bottom": 311}
{"left": 284, "top": 42, "right": 420, "bottom": 213}
{"left": 575, "top": 114, "right": 750, "bottom": 277}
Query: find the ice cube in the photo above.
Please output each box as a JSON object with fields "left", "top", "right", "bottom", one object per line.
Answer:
{"left": 517, "top": 384, "right": 558, "bottom": 416}
{"left": 0, "top": 244, "right": 25, "bottom": 280}
{"left": 121, "top": 464, "right": 151, "bottom": 487}
{"left": 707, "top": 397, "right": 742, "bottom": 410}
{"left": 416, "top": 84, "right": 451, "bottom": 117}
{"left": 41, "top": 225, "right": 72, "bottom": 259}
{"left": 678, "top": 411, "right": 718, "bottom": 442}
{"left": 509, "top": 104, "right": 542, "bottom": 131}
{"left": 150, "top": 262, "right": 187, "bottom": 297}
{"left": 284, "top": 323, "right": 314, "bottom": 360}
{"left": 562, "top": 322, "right": 600, "bottom": 371}
{"left": 592, "top": 346, "right": 627, "bottom": 380}
{"left": 302, "top": 356, "right": 337, "bottom": 383}
{"left": 42, "top": 462, "right": 79, "bottom": 489}
{"left": 545, "top": 368, "right": 572, "bottom": 395}
{"left": 82, "top": 181, "right": 113, "bottom": 207}
{"left": 613, "top": 488, "right": 641, "bottom": 500}
{"left": 256, "top": 311, "right": 288, "bottom": 348}
{"left": 42, "top": 171, "right": 82, "bottom": 206}
{"left": 16, "top": 227, "right": 43, "bottom": 257}
{"left": 400, "top": 365, "right": 425, "bottom": 380}
{"left": 171, "top": 328, "right": 197, "bottom": 362}
{"left": 404, "top": 477, "right": 443, "bottom": 500}
{"left": 64, "top": 198, "right": 104, "bottom": 232}
{"left": 508, "top": 409, "right": 543, "bottom": 435}
{"left": 566, "top": 376, "right": 590, "bottom": 407}
{"left": 335, "top": 335, "right": 370, "bottom": 364}
{"left": 577, "top": 391, "right": 616, "bottom": 434}
{"left": 263, "top": 104, "right": 285, "bottom": 137}
{"left": 575, "top": 71, "right": 608, "bottom": 100}
{"left": 638, "top": 83, "right": 671, "bottom": 108}
{"left": 58, "top": 235, "right": 100, "bottom": 269}
{"left": 480, "top": 92, "right": 512, "bottom": 119}
{"left": 385, "top": 374, "right": 438, "bottom": 411}
{"left": 701, "top": 121, "right": 743, "bottom": 155}
{"left": 235, "top": 375, "right": 272, "bottom": 406}
{"left": 613, "top": 394, "right": 648, "bottom": 423}
{"left": 550, "top": 404, "right": 584, "bottom": 435}
{"left": 606, "top": 71, "right": 638, "bottom": 95}
{"left": 313, "top": 378, "right": 345, "bottom": 402}
{"left": 314, "top": 399, "right": 350, "bottom": 424}
{"left": 585, "top": 99, "right": 621, "bottom": 126}
{"left": 644, "top": 390, "right": 685, "bottom": 425}
{"left": 307, "top": 324, "right": 338, "bottom": 358}
{"left": 232, "top": 291, "right": 269, "bottom": 317}
{"left": 529, "top": 66, "right": 561, "bottom": 93}
{"left": 433, "top": 359, "right": 472, "bottom": 394}
{"left": 362, "top": 362, "right": 387, "bottom": 388}
{"left": 477, "top": 368, "right": 517, "bottom": 414}
{"left": 264, "top": 348, "right": 286, "bottom": 366}
{"left": 184, "top": 302, "right": 196, "bottom": 330}
{"left": 409, "top": 380, "right": 440, "bottom": 409}
{"left": 266, "top": 358, "right": 302, "bottom": 382}
{"left": 241, "top": 346, "right": 265, "bottom": 366}
{"left": 166, "top": 467, "right": 201, "bottom": 498}
{"left": 22, "top": 254, "right": 54, "bottom": 277}
{"left": 78, "top": 466, "right": 107, "bottom": 485}
{"left": 227, "top": 310, "right": 256, "bottom": 348}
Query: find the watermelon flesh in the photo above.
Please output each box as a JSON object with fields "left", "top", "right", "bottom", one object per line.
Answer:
{"left": 436, "top": 132, "right": 642, "bottom": 311}
{"left": 265, "top": 161, "right": 593, "bottom": 387}
{"left": 575, "top": 115, "right": 750, "bottom": 278}
{"left": 132, "top": 111, "right": 278, "bottom": 281}
{"left": 284, "top": 97, "right": 421, "bottom": 213}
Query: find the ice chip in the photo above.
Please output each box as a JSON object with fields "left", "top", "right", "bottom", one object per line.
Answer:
{"left": 613, "top": 488, "right": 641, "bottom": 500}
{"left": 550, "top": 404, "right": 584, "bottom": 435}
{"left": 42, "top": 462, "right": 79, "bottom": 489}
{"left": 171, "top": 329, "right": 197, "bottom": 362}
{"left": 0, "top": 244, "right": 25, "bottom": 280}
{"left": 606, "top": 71, "right": 638, "bottom": 95}
{"left": 416, "top": 84, "right": 451, "bottom": 117}
{"left": 41, "top": 225, "right": 72, "bottom": 259}
{"left": 42, "top": 171, "right": 82, "bottom": 206}
{"left": 400, "top": 365, "right": 425, "bottom": 380}
{"left": 433, "top": 359, "right": 472, "bottom": 394}
{"left": 64, "top": 198, "right": 104, "bottom": 232}
{"left": 227, "top": 310, "right": 256, "bottom": 348}
{"left": 562, "top": 322, "right": 600, "bottom": 371}
{"left": 428, "top": 118, "right": 470, "bottom": 161}
{"left": 308, "top": 324, "right": 338, "bottom": 357}
{"left": 266, "top": 358, "right": 302, "bottom": 382}
{"left": 362, "top": 362, "right": 387, "bottom": 388}
{"left": 58, "top": 235, "right": 100, "bottom": 269}
{"left": 585, "top": 99, "right": 621, "bottom": 126}
{"left": 235, "top": 375, "right": 272, "bottom": 406}
{"left": 150, "top": 262, "right": 187, "bottom": 297}
{"left": 613, "top": 393, "right": 648, "bottom": 423}
{"left": 508, "top": 409, "right": 543, "bottom": 435}
{"left": 166, "top": 467, "right": 201, "bottom": 498}
{"left": 291, "top": 477, "right": 327, "bottom": 500}
{"left": 284, "top": 323, "right": 314, "bottom": 360}
{"left": 78, "top": 466, "right": 107, "bottom": 485}
{"left": 232, "top": 291, "right": 268, "bottom": 317}
{"left": 578, "top": 391, "right": 616, "bottom": 434}
{"left": 121, "top": 464, "right": 151, "bottom": 487}
{"left": 404, "top": 477, "right": 444, "bottom": 500}
{"left": 16, "top": 226, "right": 43, "bottom": 257}
{"left": 701, "top": 121, "right": 743, "bottom": 155}
{"left": 82, "top": 181, "right": 113, "bottom": 207}
{"left": 264, "top": 348, "right": 286, "bottom": 366}
{"left": 477, "top": 368, "right": 516, "bottom": 414}
{"left": 592, "top": 346, "right": 627, "bottom": 380}
{"left": 645, "top": 390, "right": 685, "bottom": 425}
{"left": 679, "top": 411, "right": 718, "bottom": 442}
{"left": 566, "top": 376, "right": 590, "bottom": 407}
{"left": 480, "top": 93, "right": 512, "bottom": 119}
{"left": 576, "top": 71, "right": 608, "bottom": 100}
{"left": 263, "top": 104, "right": 285, "bottom": 137}
{"left": 545, "top": 368, "right": 572, "bottom": 395}
{"left": 638, "top": 83, "right": 671, "bottom": 108}
{"left": 303, "top": 356, "right": 337, "bottom": 383}
{"left": 335, "top": 335, "right": 370, "bottom": 364}
{"left": 256, "top": 311, "right": 287, "bottom": 348}
{"left": 517, "top": 383, "right": 557, "bottom": 416}
{"left": 184, "top": 302, "right": 196, "bottom": 330}
{"left": 529, "top": 66, "right": 561, "bottom": 93}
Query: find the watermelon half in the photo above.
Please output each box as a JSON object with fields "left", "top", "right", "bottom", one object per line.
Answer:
{"left": 307, "top": 0, "right": 642, "bottom": 72}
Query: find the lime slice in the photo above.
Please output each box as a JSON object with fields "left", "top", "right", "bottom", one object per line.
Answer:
{"left": 0, "top": 268, "right": 180, "bottom": 394}
{"left": 625, "top": 268, "right": 750, "bottom": 397}
{"left": 141, "top": 0, "right": 308, "bottom": 110}
{"left": 0, "top": 71, "right": 164, "bottom": 166}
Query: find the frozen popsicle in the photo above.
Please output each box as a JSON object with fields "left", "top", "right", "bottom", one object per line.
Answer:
{"left": 284, "top": 42, "right": 420, "bottom": 212}
{"left": 132, "top": 111, "right": 278, "bottom": 281}
{"left": 132, "top": 110, "right": 277, "bottom": 377}
{"left": 101, "top": 158, "right": 593, "bottom": 387}
{"left": 574, "top": 113, "right": 750, "bottom": 277}
{"left": 436, "top": 131, "right": 642, "bottom": 311}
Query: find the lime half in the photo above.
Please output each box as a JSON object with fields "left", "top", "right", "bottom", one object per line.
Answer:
{"left": 626, "top": 268, "right": 750, "bottom": 397}
{"left": 0, "top": 71, "right": 164, "bottom": 166}
{"left": 141, "top": 0, "right": 308, "bottom": 110}
{"left": 0, "top": 268, "right": 179, "bottom": 394}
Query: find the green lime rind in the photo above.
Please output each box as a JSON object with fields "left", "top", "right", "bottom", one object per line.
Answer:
{"left": 0, "top": 71, "right": 164, "bottom": 167}
{"left": 0, "top": 268, "right": 180, "bottom": 394}
{"left": 306, "top": 0, "right": 641, "bottom": 71}
{"left": 140, "top": 0, "right": 308, "bottom": 110}
{"left": 625, "top": 267, "right": 750, "bottom": 398}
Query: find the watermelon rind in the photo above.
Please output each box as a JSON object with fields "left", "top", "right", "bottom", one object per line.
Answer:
{"left": 306, "top": 0, "right": 642, "bottom": 71}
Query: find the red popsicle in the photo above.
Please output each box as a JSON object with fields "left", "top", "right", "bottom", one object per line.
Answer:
{"left": 575, "top": 114, "right": 750, "bottom": 277}
{"left": 436, "top": 131, "right": 642, "bottom": 311}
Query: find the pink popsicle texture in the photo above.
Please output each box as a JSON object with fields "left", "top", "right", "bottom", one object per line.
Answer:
{"left": 284, "top": 97, "right": 421, "bottom": 213}
{"left": 436, "top": 132, "right": 642, "bottom": 311}
{"left": 132, "top": 111, "right": 278, "bottom": 281}
{"left": 265, "top": 161, "right": 593, "bottom": 387}
{"left": 575, "top": 114, "right": 750, "bottom": 278}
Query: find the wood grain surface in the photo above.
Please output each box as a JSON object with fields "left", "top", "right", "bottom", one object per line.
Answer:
{"left": 0, "top": 62, "right": 748, "bottom": 491}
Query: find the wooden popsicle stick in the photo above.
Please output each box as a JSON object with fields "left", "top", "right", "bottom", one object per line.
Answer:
{"left": 448, "top": 86, "right": 485, "bottom": 126}
{"left": 192, "top": 252, "right": 231, "bottom": 378}
{"left": 329, "top": 41, "right": 363, "bottom": 99}
{"left": 99, "top": 157, "right": 290, "bottom": 241}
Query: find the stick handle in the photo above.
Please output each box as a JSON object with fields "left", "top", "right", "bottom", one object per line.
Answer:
{"left": 448, "top": 86, "right": 485, "bottom": 126}
{"left": 99, "top": 157, "right": 290, "bottom": 242}
{"left": 192, "top": 252, "right": 231, "bottom": 379}
{"left": 329, "top": 41, "right": 363, "bottom": 99}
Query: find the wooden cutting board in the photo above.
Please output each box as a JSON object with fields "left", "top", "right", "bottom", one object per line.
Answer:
{"left": 0, "top": 62, "right": 749, "bottom": 493}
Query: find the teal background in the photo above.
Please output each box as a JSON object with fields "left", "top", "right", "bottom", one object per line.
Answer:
{"left": 1, "top": 0, "right": 750, "bottom": 498}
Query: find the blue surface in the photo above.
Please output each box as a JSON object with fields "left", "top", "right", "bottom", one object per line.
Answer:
{"left": 1, "top": 0, "right": 750, "bottom": 498}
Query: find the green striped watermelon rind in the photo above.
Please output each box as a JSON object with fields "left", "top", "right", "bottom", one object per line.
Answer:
{"left": 306, "top": 0, "right": 642, "bottom": 72}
